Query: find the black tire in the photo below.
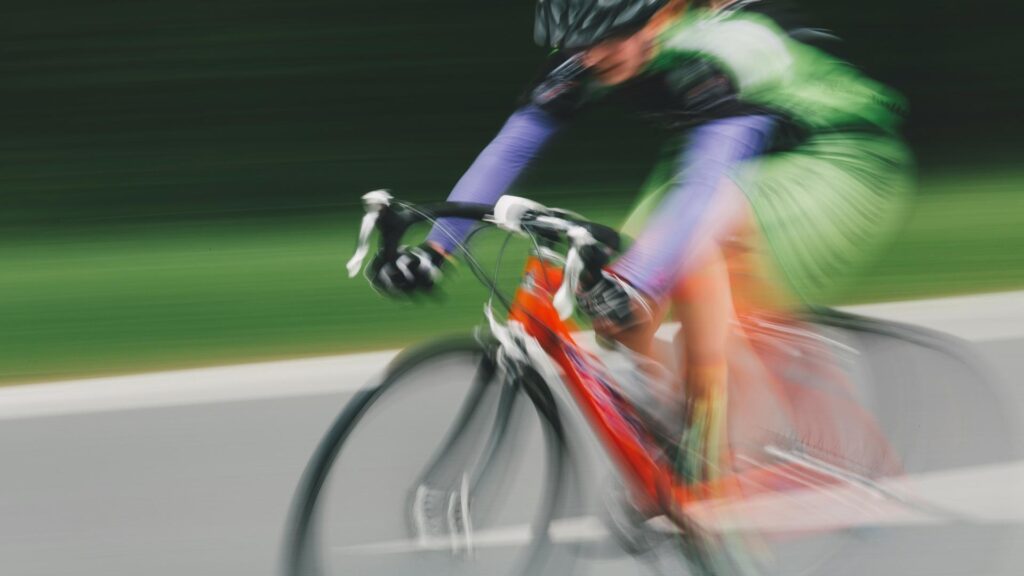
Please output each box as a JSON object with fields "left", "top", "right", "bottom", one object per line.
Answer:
{"left": 671, "top": 309, "right": 1021, "bottom": 576}
{"left": 284, "top": 335, "right": 573, "bottom": 576}
{"left": 811, "top": 307, "right": 1021, "bottom": 470}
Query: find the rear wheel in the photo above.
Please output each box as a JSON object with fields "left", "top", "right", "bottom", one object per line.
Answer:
{"left": 670, "top": 311, "right": 1020, "bottom": 576}
{"left": 285, "top": 336, "right": 573, "bottom": 576}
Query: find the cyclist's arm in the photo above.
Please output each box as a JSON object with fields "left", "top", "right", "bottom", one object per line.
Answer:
{"left": 426, "top": 54, "right": 590, "bottom": 254}
{"left": 425, "top": 104, "right": 561, "bottom": 254}
{"left": 610, "top": 115, "right": 776, "bottom": 299}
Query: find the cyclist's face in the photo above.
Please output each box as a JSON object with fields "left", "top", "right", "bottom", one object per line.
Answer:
{"left": 582, "top": 31, "right": 652, "bottom": 86}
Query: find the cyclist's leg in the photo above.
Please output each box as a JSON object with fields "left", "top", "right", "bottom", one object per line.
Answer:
{"left": 664, "top": 179, "right": 758, "bottom": 496}
{"left": 602, "top": 119, "right": 776, "bottom": 496}
{"left": 605, "top": 300, "right": 670, "bottom": 358}
{"left": 672, "top": 229, "right": 743, "bottom": 390}
{"left": 606, "top": 171, "right": 762, "bottom": 491}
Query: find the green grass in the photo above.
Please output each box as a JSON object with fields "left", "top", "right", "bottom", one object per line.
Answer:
{"left": 3, "top": 169, "right": 1023, "bottom": 385}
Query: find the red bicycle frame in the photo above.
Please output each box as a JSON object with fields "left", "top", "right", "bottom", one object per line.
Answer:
{"left": 507, "top": 253, "right": 683, "bottom": 511}
{"left": 505, "top": 251, "right": 902, "bottom": 526}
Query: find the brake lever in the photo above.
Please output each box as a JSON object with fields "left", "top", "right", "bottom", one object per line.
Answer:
{"left": 346, "top": 189, "right": 393, "bottom": 278}
{"left": 553, "top": 226, "right": 596, "bottom": 320}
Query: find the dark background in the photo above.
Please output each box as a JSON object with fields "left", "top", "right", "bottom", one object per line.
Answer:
{"left": 3, "top": 0, "right": 1021, "bottom": 229}
{"left": 3, "top": 1, "right": 1024, "bottom": 383}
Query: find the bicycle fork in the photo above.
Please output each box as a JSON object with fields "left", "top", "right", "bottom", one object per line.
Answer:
{"left": 407, "top": 352, "right": 523, "bottom": 557}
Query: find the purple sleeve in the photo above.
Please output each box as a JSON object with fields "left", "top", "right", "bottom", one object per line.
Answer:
{"left": 610, "top": 115, "right": 776, "bottom": 299}
{"left": 426, "top": 105, "right": 561, "bottom": 253}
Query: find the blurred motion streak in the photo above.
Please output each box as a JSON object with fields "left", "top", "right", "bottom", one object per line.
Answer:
{"left": 0, "top": 2, "right": 1022, "bottom": 576}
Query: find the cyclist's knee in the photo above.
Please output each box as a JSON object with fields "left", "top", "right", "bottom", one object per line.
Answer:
{"left": 595, "top": 299, "right": 666, "bottom": 357}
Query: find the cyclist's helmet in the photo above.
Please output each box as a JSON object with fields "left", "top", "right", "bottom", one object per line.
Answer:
{"left": 535, "top": 0, "right": 670, "bottom": 50}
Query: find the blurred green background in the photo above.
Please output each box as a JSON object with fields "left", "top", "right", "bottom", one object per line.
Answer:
{"left": 3, "top": 0, "right": 1023, "bottom": 383}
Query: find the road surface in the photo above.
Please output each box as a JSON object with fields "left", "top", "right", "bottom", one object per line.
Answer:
{"left": 0, "top": 291, "right": 1022, "bottom": 575}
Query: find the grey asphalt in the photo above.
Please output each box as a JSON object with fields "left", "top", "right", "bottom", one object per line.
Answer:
{"left": 0, "top": 335, "right": 1021, "bottom": 576}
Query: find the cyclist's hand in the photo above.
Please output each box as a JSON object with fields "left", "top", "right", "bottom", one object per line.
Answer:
{"left": 368, "top": 242, "right": 447, "bottom": 297}
{"left": 578, "top": 272, "right": 655, "bottom": 334}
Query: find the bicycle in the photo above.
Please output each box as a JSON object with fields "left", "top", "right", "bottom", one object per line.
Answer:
{"left": 285, "top": 191, "right": 1019, "bottom": 576}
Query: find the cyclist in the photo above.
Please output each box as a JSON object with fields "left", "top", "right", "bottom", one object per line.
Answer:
{"left": 369, "top": 0, "right": 912, "bottom": 495}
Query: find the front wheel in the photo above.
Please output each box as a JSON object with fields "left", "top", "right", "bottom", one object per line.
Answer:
{"left": 284, "top": 336, "right": 573, "bottom": 576}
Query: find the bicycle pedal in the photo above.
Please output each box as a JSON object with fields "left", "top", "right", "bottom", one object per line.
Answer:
{"left": 601, "top": 478, "right": 672, "bottom": 555}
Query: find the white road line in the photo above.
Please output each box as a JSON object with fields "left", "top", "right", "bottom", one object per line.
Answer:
{"left": 336, "top": 516, "right": 610, "bottom": 555}
{"left": 843, "top": 290, "right": 1024, "bottom": 343}
{"left": 685, "top": 459, "right": 1024, "bottom": 532}
{"left": 0, "top": 351, "right": 398, "bottom": 421}
{"left": 0, "top": 290, "right": 1022, "bottom": 420}
{"left": 335, "top": 460, "right": 1024, "bottom": 555}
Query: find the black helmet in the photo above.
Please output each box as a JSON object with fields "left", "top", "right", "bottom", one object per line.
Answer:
{"left": 534, "top": 0, "right": 669, "bottom": 50}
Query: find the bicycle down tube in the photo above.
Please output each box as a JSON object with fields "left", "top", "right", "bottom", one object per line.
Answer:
{"left": 506, "top": 251, "right": 673, "bottom": 510}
